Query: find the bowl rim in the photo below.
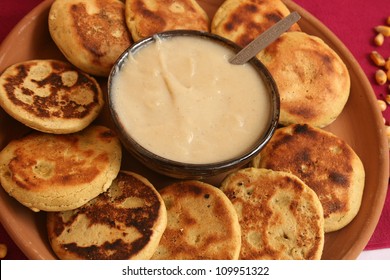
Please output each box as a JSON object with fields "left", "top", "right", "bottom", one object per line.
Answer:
{"left": 107, "top": 30, "right": 280, "bottom": 178}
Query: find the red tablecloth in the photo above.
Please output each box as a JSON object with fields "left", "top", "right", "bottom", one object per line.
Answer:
{"left": 0, "top": 0, "right": 389, "bottom": 259}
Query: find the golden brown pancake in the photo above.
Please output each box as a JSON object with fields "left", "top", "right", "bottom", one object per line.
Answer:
{"left": 256, "top": 32, "right": 350, "bottom": 128}
{"left": 211, "top": 0, "right": 301, "bottom": 47}
{"left": 125, "top": 0, "right": 210, "bottom": 42}
{"left": 151, "top": 180, "right": 241, "bottom": 260}
{"left": 47, "top": 171, "right": 167, "bottom": 260}
{"left": 0, "top": 59, "right": 104, "bottom": 134}
{"left": 252, "top": 124, "right": 365, "bottom": 232}
{"left": 0, "top": 125, "right": 122, "bottom": 212}
{"left": 220, "top": 168, "right": 324, "bottom": 260}
{"left": 49, "top": 0, "right": 132, "bottom": 76}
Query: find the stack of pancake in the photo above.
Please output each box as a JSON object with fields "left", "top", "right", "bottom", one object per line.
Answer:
{"left": 0, "top": 0, "right": 365, "bottom": 260}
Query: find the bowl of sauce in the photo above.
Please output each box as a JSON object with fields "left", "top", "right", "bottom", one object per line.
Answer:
{"left": 108, "top": 30, "right": 279, "bottom": 179}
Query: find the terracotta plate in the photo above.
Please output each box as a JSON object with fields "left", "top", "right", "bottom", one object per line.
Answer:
{"left": 0, "top": 0, "right": 388, "bottom": 260}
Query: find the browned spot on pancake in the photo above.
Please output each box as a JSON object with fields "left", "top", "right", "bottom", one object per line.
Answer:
{"left": 265, "top": 12, "right": 283, "bottom": 23}
{"left": 293, "top": 123, "right": 315, "bottom": 136}
{"left": 224, "top": 14, "right": 241, "bottom": 32}
{"left": 288, "top": 105, "right": 318, "bottom": 122}
{"left": 53, "top": 172, "right": 162, "bottom": 260}
{"left": 319, "top": 189, "right": 348, "bottom": 219}
{"left": 98, "top": 128, "right": 117, "bottom": 143}
{"left": 2, "top": 61, "right": 101, "bottom": 119}
{"left": 329, "top": 171, "right": 348, "bottom": 186}
{"left": 50, "top": 213, "right": 68, "bottom": 238}
{"left": 132, "top": 1, "right": 167, "bottom": 35}
{"left": 69, "top": 0, "right": 131, "bottom": 64}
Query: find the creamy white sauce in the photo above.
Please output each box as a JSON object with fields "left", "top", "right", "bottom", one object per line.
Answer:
{"left": 111, "top": 35, "right": 271, "bottom": 164}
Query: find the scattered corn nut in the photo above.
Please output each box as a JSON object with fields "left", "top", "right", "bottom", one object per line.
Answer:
{"left": 370, "top": 51, "right": 386, "bottom": 66}
{"left": 387, "top": 69, "right": 390, "bottom": 81}
{"left": 374, "top": 33, "right": 385, "bottom": 46}
{"left": 387, "top": 16, "right": 390, "bottom": 25}
{"left": 386, "top": 126, "right": 390, "bottom": 149}
{"left": 0, "top": 243, "right": 7, "bottom": 259}
{"left": 385, "top": 59, "right": 390, "bottom": 71}
{"left": 375, "top": 69, "right": 388, "bottom": 85}
{"left": 375, "top": 25, "right": 390, "bottom": 37}
{"left": 385, "top": 94, "right": 390, "bottom": 105}
{"left": 378, "top": 99, "right": 387, "bottom": 111}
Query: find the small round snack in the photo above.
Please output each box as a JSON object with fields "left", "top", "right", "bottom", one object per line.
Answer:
{"left": 151, "top": 180, "right": 241, "bottom": 260}
{"left": 125, "top": 0, "right": 210, "bottom": 42}
{"left": 48, "top": 0, "right": 132, "bottom": 76}
{"left": 220, "top": 168, "right": 324, "bottom": 260}
{"left": 0, "top": 125, "right": 122, "bottom": 212}
{"left": 47, "top": 171, "right": 167, "bottom": 260}
{"left": 256, "top": 32, "right": 350, "bottom": 127}
{"left": 0, "top": 59, "right": 104, "bottom": 134}
{"left": 252, "top": 124, "right": 365, "bottom": 232}
{"left": 211, "top": 0, "right": 301, "bottom": 47}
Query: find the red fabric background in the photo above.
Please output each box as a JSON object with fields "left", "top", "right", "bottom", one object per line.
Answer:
{"left": 0, "top": 0, "right": 389, "bottom": 259}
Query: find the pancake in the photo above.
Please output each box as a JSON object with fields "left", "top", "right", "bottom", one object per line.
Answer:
{"left": 47, "top": 171, "right": 167, "bottom": 260}
{"left": 125, "top": 0, "right": 210, "bottom": 42}
{"left": 151, "top": 180, "right": 241, "bottom": 260}
{"left": 252, "top": 124, "right": 365, "bottom": 232}
{"left": 0, "top": 59, "right": 104, "bottom": 134}
{"left": 220, "top": 167, "right": 324, "bottom": 260}
{"left": 0, "top": 125, "right": 122, "bottom": 212}
{"left": 211, "top": 0, "right": 301, "bottom": 47}
{"left": 256, "top": 31, "right": 350, "bottom": 128}
{"left": 48, "top": 0, "right": 132, "bottom": 77}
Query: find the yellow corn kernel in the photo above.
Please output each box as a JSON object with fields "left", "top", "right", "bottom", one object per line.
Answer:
{"left": 375, "top": 25, "right": 390, "bottom": 36}
{"left": 376, "top": 69, "right": 388, "bottom": 85}
{"left": 385, "top": 94, "right": 390, "bottom": 105}
{"left": 386, "top": 126, "right": 390, "bottom": 149}
{"left": 0, "top": 243, "right": 7, "bottom": 259}
{"left": 378, "top": 99, "right": 387, "bottom": 111}
{"left": 385, "top": 59, "right": 390, "bottom": 71}
{"left": 370, "top": 51, "right": 386, "bottom": 66}
{"left": 387, "top": 69, "right": 390, "bottom": 81}
{"left": 374, "top": 33, "right": 385, "bottom": 46}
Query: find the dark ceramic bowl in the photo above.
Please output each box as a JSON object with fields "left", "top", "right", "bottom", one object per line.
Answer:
{"left": 108, "top": 30, "right": 279, "bottom": 179}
